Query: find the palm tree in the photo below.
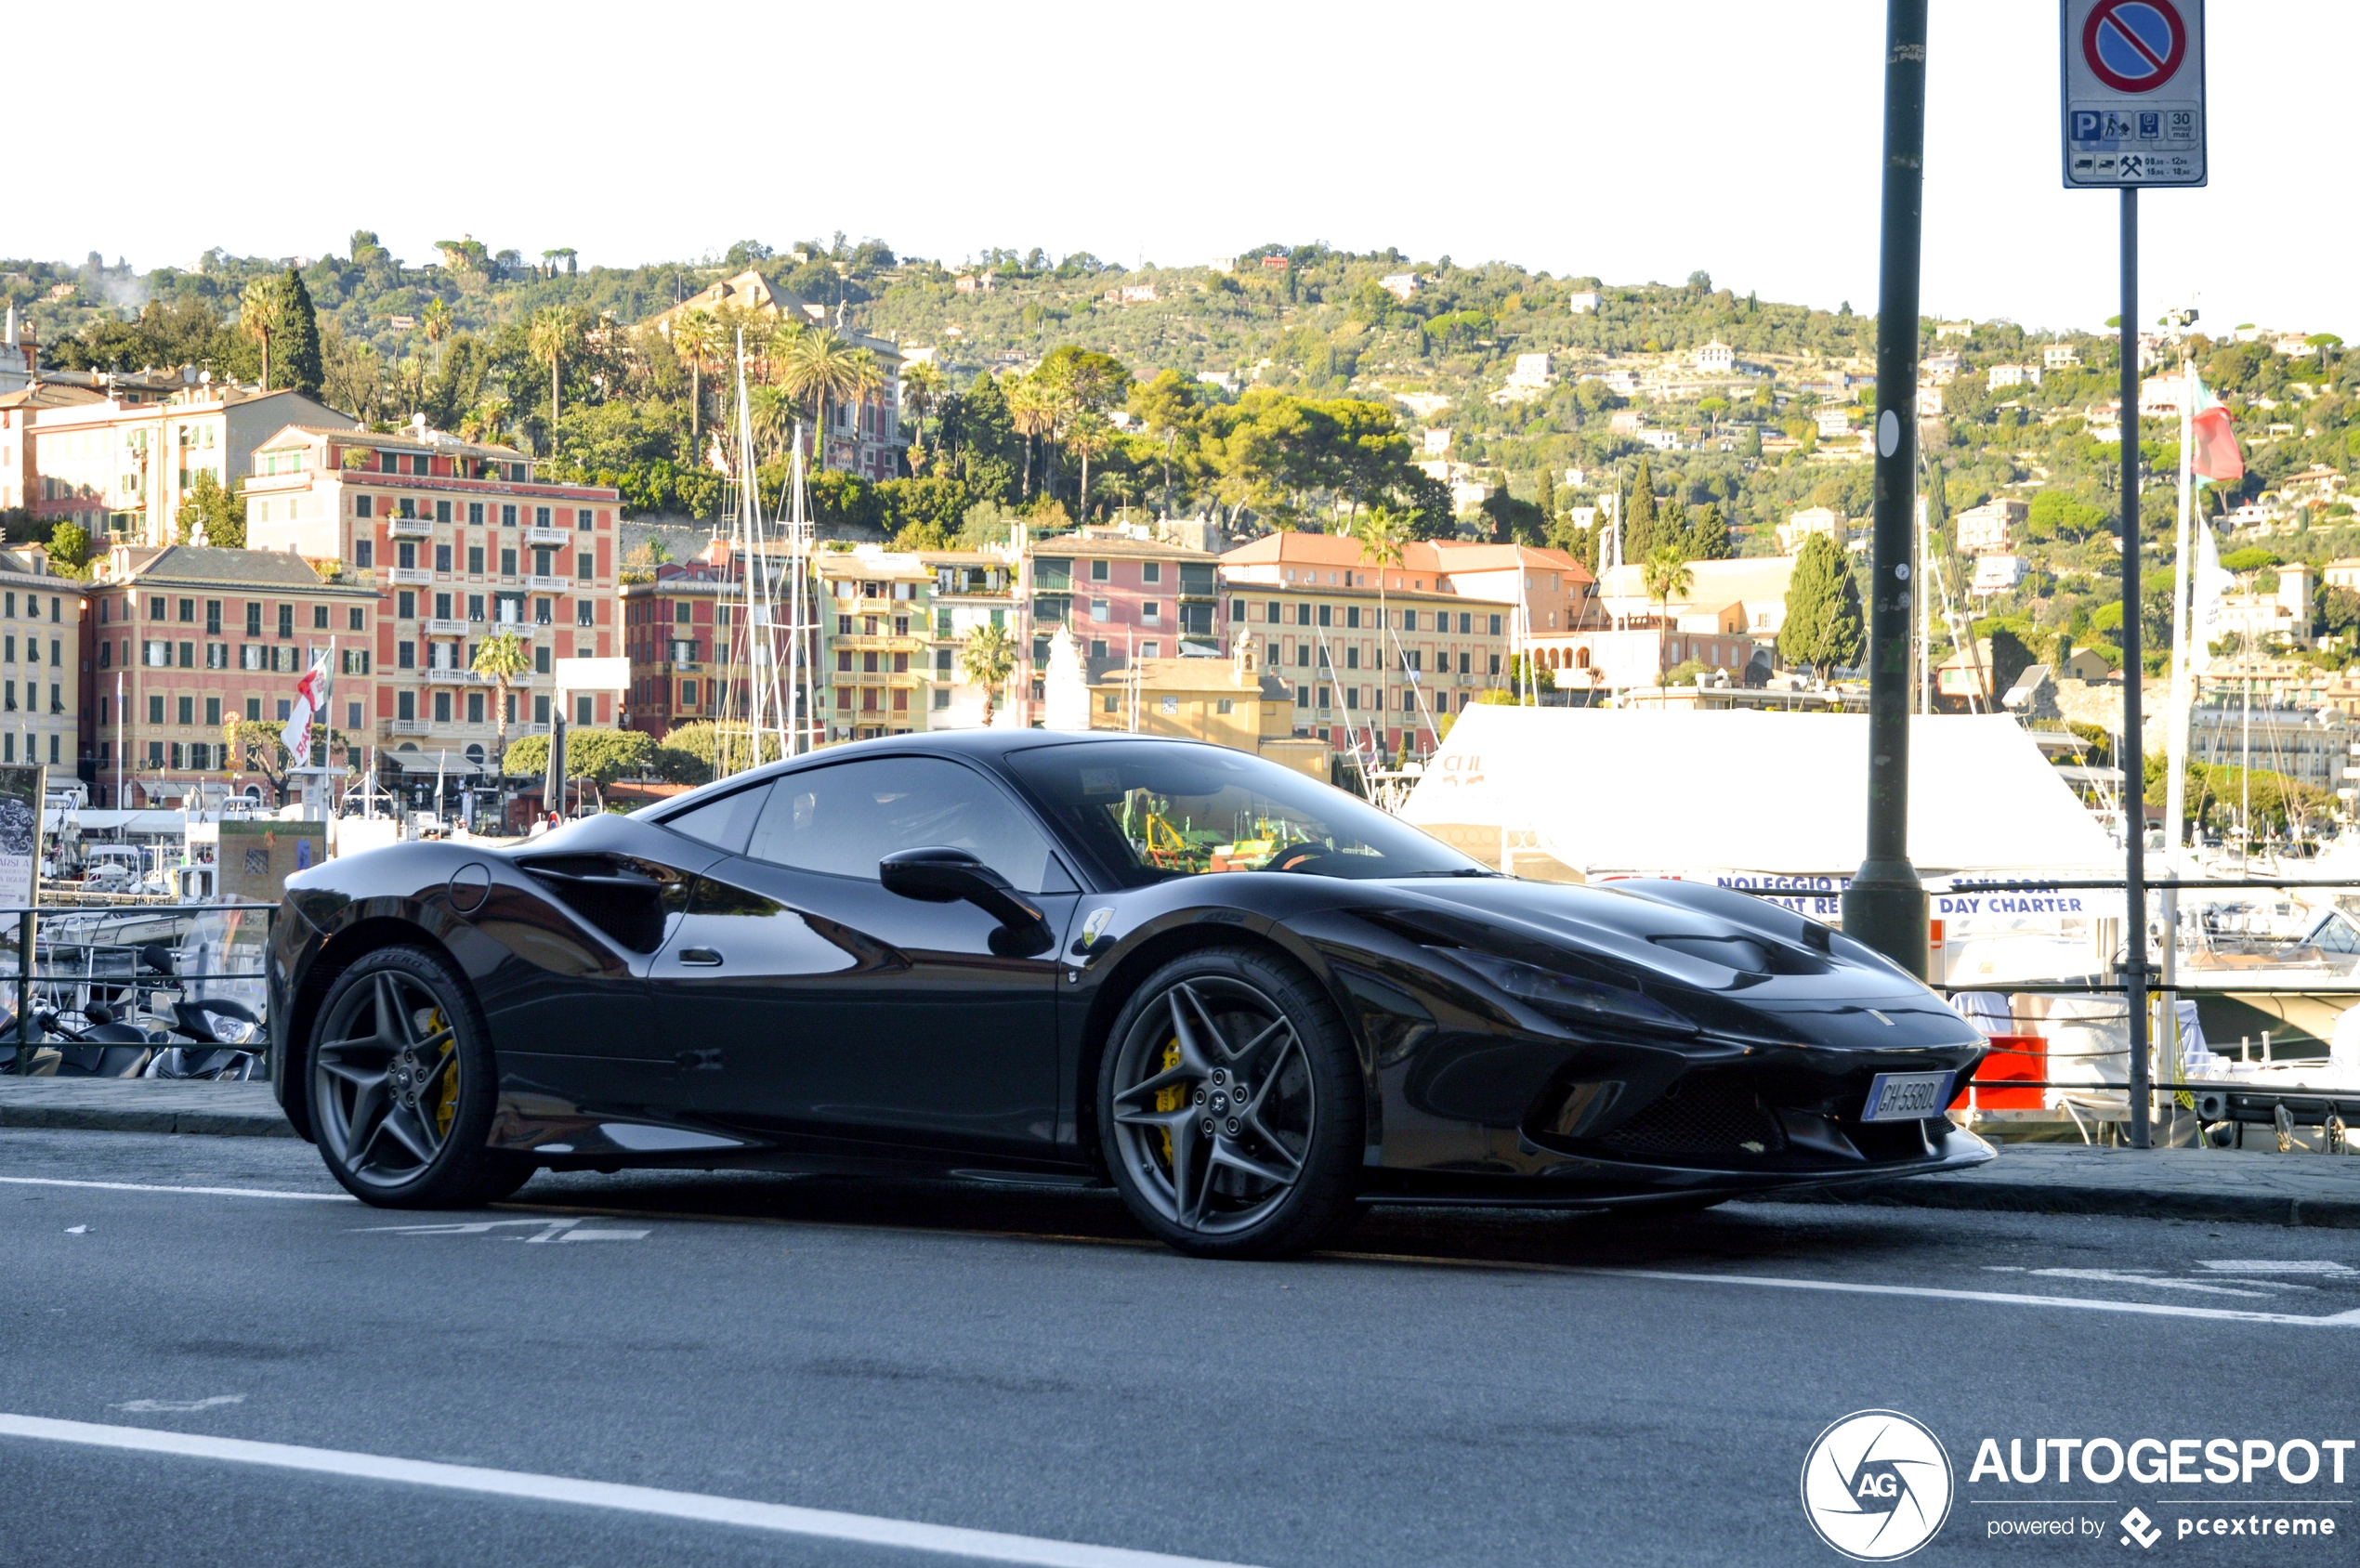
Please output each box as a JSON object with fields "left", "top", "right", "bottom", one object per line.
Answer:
{"left": 471, "top": 629, "right": 532, "bottom": 775}
{"left": 1352, "top": 507, "right": 1410, "bottom": 724}
{"left": 776, "top": 329, "right": 866, "bottom": 460}
{"left": 1065, "top": 412, "right": 1115, "bottom": 518}
{"left": 461, "top": 398, "right": 509, "bottom": 447}
{"left": 529, "top": 307, "right": 580, "bottom": 433}
{"left": 841, "top": 347, "right": 885, "bottom": 444}
{"left": 1643, "top": 545, "right": 1695, "bottom": 621}
{"left": 898, "top": 359, "right": 946, "bottom": 447}
{"left": 1005, "top": 376, "right": 1057, "bottom": 500}
{"left": 670, "top": 308, "right": 725, "bottom": 444}
{"left": 747, "top": 384, "right": 796, "bottom": 464}
{"left": 960, "top": 623, "right": 1017, "bottom": 727}
{"left": 762, "top": 317, "right": 806, "bottom": 386}
{"left": 423, "top": 298, "right": 454, "bottom": 369}
{"left": 240, "top": 276, "right": 284, "bottom": 390}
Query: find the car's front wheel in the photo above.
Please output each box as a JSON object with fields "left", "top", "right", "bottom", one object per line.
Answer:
{"left": 1098, "top": 947, "right": 1363, "bottom": 1259}
{"left": 308, "top": 946, "right": 531, "bottom": 1208}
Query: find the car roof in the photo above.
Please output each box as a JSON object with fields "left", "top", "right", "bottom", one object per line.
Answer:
{"left": 647, "top": 729, "right": 1223, "bottom": 814}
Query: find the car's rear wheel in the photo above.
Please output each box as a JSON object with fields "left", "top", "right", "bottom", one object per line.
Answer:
{"left": 1098, "top": 947, "right": 1362, "bottom": 1259}
{"left": 308, "top": 947, "right": 531, "bottom": 1208}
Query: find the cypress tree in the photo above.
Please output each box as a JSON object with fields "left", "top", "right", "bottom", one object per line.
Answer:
{"left": 1685, "top": 502, "right": 1731, "bottom": 560}
{"left": 1623, "top": 459, "right": 1658, "bottom": 560}
{"left": 1778, "top": 534, "right": 1866, "bottom": 677}
{"left": 278, "top": 267, "right": 323, "bottom": 399}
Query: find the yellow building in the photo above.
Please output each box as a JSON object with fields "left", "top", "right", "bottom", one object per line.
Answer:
{"left": 1088, "top": 634, "right": 1326, "bottom": 775}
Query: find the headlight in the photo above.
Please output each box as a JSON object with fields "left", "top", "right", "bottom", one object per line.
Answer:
{"left": 1436, "top": 947, "right": 1698, "bottom": 1036}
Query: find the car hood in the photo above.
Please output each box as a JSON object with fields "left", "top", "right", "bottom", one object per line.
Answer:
{"left": 1370, "top": 874, "right": 1976, "bottom": 1049}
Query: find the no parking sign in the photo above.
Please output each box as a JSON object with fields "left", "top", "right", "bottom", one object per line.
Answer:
{"left": 2061, "top": 0, "right": 2207, "bottom": 188}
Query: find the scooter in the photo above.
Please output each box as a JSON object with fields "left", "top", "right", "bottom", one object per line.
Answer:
{"left": 7, "top": 1000, "right": 157, "bottom": 1078}
{"left": 132, "top": 945, "right": 264, "bottom": 1080}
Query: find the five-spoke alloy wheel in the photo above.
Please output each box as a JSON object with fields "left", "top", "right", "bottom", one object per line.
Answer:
{"left": 308, "top": 947, "right": 528, "bottom": 1208}
{"left": 1099, "top": 947, "right": 1361, "bottom": 1258}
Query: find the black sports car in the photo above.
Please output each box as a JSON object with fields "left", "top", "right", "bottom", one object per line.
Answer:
{"left": 269, "top": 731, "right": 1993, "bottom": 1257}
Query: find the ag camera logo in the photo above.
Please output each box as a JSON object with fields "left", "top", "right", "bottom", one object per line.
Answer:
{"left": 1802, "top": 1410, "right": 1955, "bottom": 1561}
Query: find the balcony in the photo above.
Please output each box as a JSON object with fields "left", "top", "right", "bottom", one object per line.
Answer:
{"left": 425, "top": 667, "right": 479, "bottom": 685}
{"left": 524, "top": 526, "right": 570, "bottom": 546}
{"left": 387, "top": 567, "right": 434, "bottom": 586}
{"left": 389, "top": 718, "right": 432, "bottom": 737}
{"left": 387, "top": 518, "right": 435, "bottom": 539}
{"left": 526, "top": 575, "right": 568, "bottom": 592}
{"left": 425, "top": 619, "right": 468, "bottom": 636}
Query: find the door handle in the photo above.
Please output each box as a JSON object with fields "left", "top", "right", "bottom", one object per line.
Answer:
{"left": 677, "top": 947, "right": 723, "bottom": 966}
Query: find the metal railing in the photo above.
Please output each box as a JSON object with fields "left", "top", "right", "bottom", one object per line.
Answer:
{"left": 1, "top": 901, "right": 276, "bottom": 1075}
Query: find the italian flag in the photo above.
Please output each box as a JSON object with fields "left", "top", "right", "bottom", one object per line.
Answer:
{"left": 2188, "top": 375, "right": 2244, "bottom": 484}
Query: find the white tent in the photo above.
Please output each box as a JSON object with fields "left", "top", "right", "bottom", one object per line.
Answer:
{"left": 1400, "top": 705, "right": 2117, "bottom": 878}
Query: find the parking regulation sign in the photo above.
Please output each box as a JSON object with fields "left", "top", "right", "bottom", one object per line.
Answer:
{"left": 2062, "top": 0, "right": 2206, "bottom": 188}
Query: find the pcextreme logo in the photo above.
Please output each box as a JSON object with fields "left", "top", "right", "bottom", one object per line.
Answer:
{"left": 1802, "top": 1410, "right": 1957, "bottom": 1561}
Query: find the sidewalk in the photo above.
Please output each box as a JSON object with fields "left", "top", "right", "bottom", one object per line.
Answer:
{"left": 0, "top": 1078, "right": 292, "bottom": 1138}
{"left": 1765, "top": 1141, "right": 2360, "bottom": 1229}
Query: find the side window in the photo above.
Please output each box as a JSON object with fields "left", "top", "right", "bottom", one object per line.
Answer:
{"left": 659, "top": 784, "right": 769, "bottom": 855}
{"left": 744, "top": 758, "right": 1059, "bottom": 893}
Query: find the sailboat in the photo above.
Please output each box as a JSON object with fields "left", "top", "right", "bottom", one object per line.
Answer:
{"left": 710, "top": 331, "right": 816, "bottom": 777}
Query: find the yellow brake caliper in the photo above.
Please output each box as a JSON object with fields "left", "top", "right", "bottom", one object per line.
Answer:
{"left": 429, "top": 1009, "right": 459, "bottom": 1137}
{"left": 1154, "top": 1039, "right": 1183, "bottom": 1165}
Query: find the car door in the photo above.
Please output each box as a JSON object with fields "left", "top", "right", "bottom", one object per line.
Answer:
{"left": 649, "top": 754, "right": 1080, "bottom": 1156}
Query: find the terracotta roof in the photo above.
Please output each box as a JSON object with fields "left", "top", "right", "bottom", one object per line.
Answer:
{"left": 1032, "top": 534, "right": 1220, "bottom": 561}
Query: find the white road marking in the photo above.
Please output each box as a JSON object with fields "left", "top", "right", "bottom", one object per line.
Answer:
{"left": 355, "top": 1218, "right": 649, "bottom": 1243}
{"left": 111, "top": 1395, "right": 244, "bottom": 1414}
{"left": 2200, "top": 1260, "right": 2355, "bottom": 1274}
{"left": 1589, "top": 1267, "right": 2360, "bottom": 1328}
{"left": 63, "top": 1224, "right": 86, "bottom": 1234}
{"left": 2020, "top": 1268, "right": 2271, "bottom": 1299}
{"left": 0, "top": 1176, "right": 351, "bottom": 1202}
{"left": 0, "top": 1414, "right": 1260, "bottom": 1568}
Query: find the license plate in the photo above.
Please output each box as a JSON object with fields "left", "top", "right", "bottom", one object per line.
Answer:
{"left": 1862, "top": 1070, "right": 1955, "bottom": 1123}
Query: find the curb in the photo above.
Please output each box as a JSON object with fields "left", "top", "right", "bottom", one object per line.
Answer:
{"left": 1758, "top": 1177, "right": 2360, "bottom": 1230}
{"left": 0, "top": 1104, "right": 296, "bottom": 1139}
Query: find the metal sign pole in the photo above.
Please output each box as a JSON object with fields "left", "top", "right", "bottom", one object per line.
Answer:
{"left": 2064, "top": 0, "right": 2206, "bottom": 1147}
{"left": 2118, "top": 190, "right": 2151, "bottom": 1148}
{"left": 1841, "top": 0, "right": 1930, "bottom": 976}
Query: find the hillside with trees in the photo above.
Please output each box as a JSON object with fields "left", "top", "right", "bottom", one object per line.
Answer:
{"left": 10, "top": 233, "right": 2360, "bottom": 673}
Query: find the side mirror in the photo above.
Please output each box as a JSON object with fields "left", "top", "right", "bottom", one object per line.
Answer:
{"left": 880, "top": 847, "right": 1053, "bottom": 957}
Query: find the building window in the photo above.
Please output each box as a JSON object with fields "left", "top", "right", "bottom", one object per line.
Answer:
{"left": 1142, "top": 562, "right": 1161, "bottom": 584}
{"left": 278, "top": 605, "right": 294, "bottom": 638}
{"left": 534, "top": 598, "right": 552, "bottom": 625}
{"left": 1091, "top": 598, "right": 1109, "bottom": 622}
{"left": 466, "top": 692, "right": 484, "bottom": 724}
{"left": 1458, "top": 613, "right": 1472, "bottom": 634}
{"left": 501, "top": 504, "right": 517, "bottom": 528}
{"left": 356, "top": 495, "right": 374, "bottom": 518}
{"left": 350, "top": 608, "right": 366, "bottom": 632}
{"left": 1489, "top": 615, "right": 1503, "bottom": 635}
{"left": 1141, "top": 602, "right": 1160, "bottom": 624}
{"left": 467, "top": 545, "right": 484, "bottom": 574}
{"left": 577, "top": 551, "right": 593, "bottom": 581}
{"left": 534, "top": 506, "right": 551, "bottom": 528}
{"left": 204, "top": 599, "right": 221, "bottom": 634}
{"left": 432, "top": 691, "right": 452, "bottom": 723}
{"left": 398, "top": 592, "right": 416, "bottom": 620}
{"left": 1090, "top": 561, "right": 1108, "bottom": 581}
{"left": 533, "top": 695, "right": 549, "bottom": 725}
{"left": 397, "top": 691, "right": 415, "bottom": 722}
{"left": 434, "top": 543, "right": 452, "bottom": 573}
{"left": 355, "top": 540, "right": 374, "bottom": 568}
{"left": 578, "top": 508, "right": 593, "bottom": 530}
{"left": 500, "top": 549, "right": 517, "bottom": 576}
{"left": 397, "top": 642, "right": 415, "bottom": 670}
{"left": 148, "top": 694, "right": 164, "bottom": 725}
{"left": 467, "top": 503, "right": 483, "bottom": 526}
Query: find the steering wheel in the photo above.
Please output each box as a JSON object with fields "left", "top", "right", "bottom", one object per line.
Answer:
{"left": 1269, "top": 843, "right": 1341, "bottom": 875}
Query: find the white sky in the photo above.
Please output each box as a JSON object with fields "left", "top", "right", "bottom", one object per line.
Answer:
{"left": 26, "top": 2, "right": 2339, "bottom": 338}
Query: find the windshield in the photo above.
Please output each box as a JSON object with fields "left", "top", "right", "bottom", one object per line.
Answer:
{"left": 1004, "top": 739, "right": 1485, "bottom": 888}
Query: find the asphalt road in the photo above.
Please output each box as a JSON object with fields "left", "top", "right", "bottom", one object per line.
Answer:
{"left": 5, "top": 1127, "right": 2359, "bottom": 1568}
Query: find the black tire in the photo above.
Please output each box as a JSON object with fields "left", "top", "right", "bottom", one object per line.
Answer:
{"left": 308, "top": 946, "right": 528, "bottom": 1209}
{"left": 1097, "top": 947, "right": 1364, "bottom": 1260}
